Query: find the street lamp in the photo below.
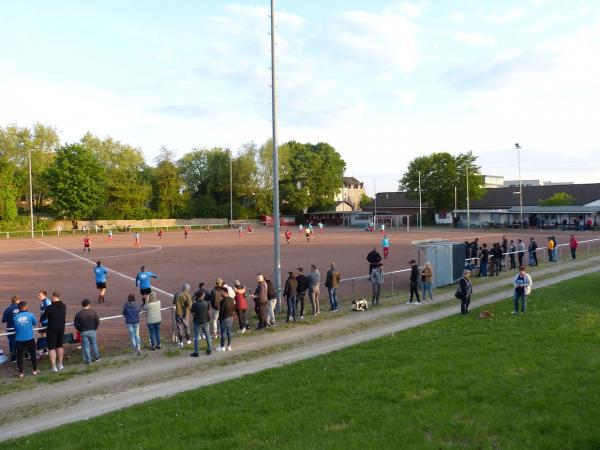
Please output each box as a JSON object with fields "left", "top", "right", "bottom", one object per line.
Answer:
{"left": 515, "top": 143, "right": 523, "bottom": 230}
{"left": 418, "top": 171, "right": 422, "bottom": 229}
{"left": 28, "top": 146, "right": 34, "bottom": 239}
{"left": 229, "top": 154, "right": 233, "bottom": 225}
{"left": 466, "top": 163, "right": 470, "bottom": 229}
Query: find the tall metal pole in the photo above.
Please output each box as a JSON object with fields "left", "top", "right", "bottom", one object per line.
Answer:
{"left": 373, "top": 177, "right": 377, "bottom": 226}
{"left": 229, "top": 155, "right": 233, "bottom": 225}
{"left": 28, "top": 147, "right": 34, "bottom": 239}
{"left": 516, "top": 143, "right": 523, "bottom": 230}
{"left": 270, "top": 0, "right": 282, "bottom": 303}
{"left": 466, "top": 163, "right": 470, "bottom": 229}
{"left": 418, "top": 171, "right": 422, "bottom": 229}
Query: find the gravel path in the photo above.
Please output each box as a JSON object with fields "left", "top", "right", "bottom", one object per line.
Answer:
{"left": 0, "top": 257, "right": 598, "bottom": 442}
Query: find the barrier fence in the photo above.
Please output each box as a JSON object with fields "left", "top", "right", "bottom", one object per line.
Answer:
{"left": 2, "top": 238, "right": 600, "bottom": 354}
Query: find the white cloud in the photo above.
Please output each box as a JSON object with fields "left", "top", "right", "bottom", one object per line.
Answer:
{"left": 387, "top": 1, "right": 429, "bottom": 19}
{"left": 391, "top": 89, "right": 417, "bottom": 105}
{"left": 527, "top": 14, "right": 564, "bottom": 34}
{"left": 454, "top": 31, "right": 496, "bottom": 47}
{"left": 483, "top": 8, "right": 525, "bottom": 25}
{"left": 448, "top": 11, "right": 466, "bottom": 24}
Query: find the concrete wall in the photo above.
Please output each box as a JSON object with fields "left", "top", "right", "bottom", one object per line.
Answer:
{"left": 53, "top": 218, "right": 228, "bottom": 230}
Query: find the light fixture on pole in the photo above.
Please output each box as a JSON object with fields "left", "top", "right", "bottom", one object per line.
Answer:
{"left": 418, "top": 171, "right": 422, "bottom": 229}
{"left": 515, "top": 143, "right": 523, "bottom": 230}
{"left": 466, "top": 162, "right": 470, "bottom": 230}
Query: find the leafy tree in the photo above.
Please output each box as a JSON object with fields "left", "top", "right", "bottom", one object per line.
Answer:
{"left": 359, "top": 193, "right": 373, "bottom": 209}
{"left": 47, "top": 144, "right": 106, "bottom": 227}
{"left": 538, "top": 192, "right": 575, "bottom": 206}
{"left": 151, "top": 147, "right": 183, "bottom": 218}
{"left": 0, "top": 159, "right": 20, "bottom": 221}
{"left": 399, "top": 151, "right": 485, "bottom": 211}
{"left": 80, "top": 133, "right": 151, "bottom": 219}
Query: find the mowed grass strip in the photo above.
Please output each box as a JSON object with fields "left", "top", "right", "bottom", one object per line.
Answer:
{"left": 4, "top": 274, "right": 600, "bottom": 450}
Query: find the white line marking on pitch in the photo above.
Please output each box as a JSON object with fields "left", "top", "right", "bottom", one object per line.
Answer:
{"left": 36, "top": 240, "right": 173, "bottom": 298}
{"left": 0, "top": 246, "right": 164, "bottom": 265}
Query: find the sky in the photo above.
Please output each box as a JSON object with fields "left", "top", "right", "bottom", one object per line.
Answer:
{"left": 1, "top": 0, "right": 600, "bottom": 195}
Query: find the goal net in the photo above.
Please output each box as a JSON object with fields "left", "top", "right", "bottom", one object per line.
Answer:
{"left": 374, "top": 215, "right": 410, "bottom": 231}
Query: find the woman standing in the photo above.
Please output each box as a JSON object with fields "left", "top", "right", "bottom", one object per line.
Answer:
{"left": 142, "top": 292, "right": 162, "bottom": 350}
{"left": 457, "top": 270, "right": 473, "bottom": 315}
{"left": 421, "top": 261, "right": 433, "bottom": 301}
{"left": 122, "top": 294, "right": 141, "bottom": 355}
{"left": 284, "top": 272, "right": 298, "bottom": 322}
{"left": 234, "top": 281, "right": 249, "bottom": 333}
{"left": 251, "top": 274, "right": 269, "bottom": 329}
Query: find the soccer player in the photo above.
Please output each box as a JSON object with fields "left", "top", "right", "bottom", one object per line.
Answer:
{"left": 238, "top": 225, "right": 243, "bottom": 238}
{"left": 380, "top": 223, "right": 385, "bottom": 235}
{"left": 284, "top": 229, "right": 292, "bottom": 244}
{"left": 157, "top": 228, "right": 164, "bottom": 239}
{"left": 107, "top": 229, "right": 113, "bottom": 240}
{"left": 133, "top": 231, "right": 141, "bottom": 248}
{"left": 184, "top": 226, "right": 189, "bottom": 239}
{"left": 94, "top": 261, "right": 108, "bottom": 304}
{"left": 135, "top": 265, "right": 159, "bottom": 305}
{"left": 205, "top": 225, "right": 211, "bottom": 233}
{"left": 83, "top": 234, "right": 92, "bottom": 253}
{"left": 382, "top": 235, "right": 390, "bottom": 259}
{"left": 318, "top": 221, "right": 324, "bottom": 233}
{"left": 305, "top": 227, "right": 311, "bottom": 242}
{"left": 247, "top": 225, "right": 253, "bottom": 233}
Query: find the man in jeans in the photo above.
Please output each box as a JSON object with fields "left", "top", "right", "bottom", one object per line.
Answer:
{"left": 307, "top": 264, "right": 321, "bottom": 316}
{"left": 218, "top": 292, "right": 235, "bottom": 351}
{"left": 295, "top": 267, "right": 308, "bottom": 320}
{"left": 407, "top": 260, "right": 421, "bottom": 304}
{"left": 190, "top": 291, "right": 211, "bottom": 356}
{"left": 370, "top": 263, "right": 384, "bottom": 306}
{"left": 173, "top": 283, "right": 192, "bottom": 348}
{"left": 74, "top": 299, "right": 100, "bottom": 364}
{"left": 512, "top": 266, "right": 532, "bottom": 314}
{"left": 325, "top": 262, "right": 341, "bottom": 312}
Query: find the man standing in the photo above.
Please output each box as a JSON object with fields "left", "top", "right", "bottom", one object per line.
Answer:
{"left": 512, "top": 266, "right": 532, "bottom": 314}
{"left": 44, "top": 292, "right": 67, "bottom": 373}
{"left": 173, "top": 284, "right": 193, "bottom": 348}
{"left": 366, "top": 247, "right": 382, "bottom": 275}
{"left": 135, "top": 266, "right": 158, "bottom": 305}
{"left": 528, "top": 238, "right": 538, "bottom": 266}
{"left": 479, "top": 243, "right": 489, "bottom": 277}
{"left": 407, "top": 259, "right": 421, "bottom": 304}
{"left": 517, "top": 239, "right": 526, "bottom": 267}
{"left": 94, "top": 261, "right": 108, "bottom": 304}
{"left": 2, "top": 295, "right": 20, "bottom": 362}
{"left": 251, "top": 274, "right": 269, "bottom": 329}
{"left": 307, "top": 264, "right": 321, "bottom": 316}
{"left": 74, "top": 299, "right": 100, "bottom": 364}
{"left": 457, "top": 270, "right": 473, "bottom": 315}
{"left": 325, "top": 262, "right": 341, "bottom": 312}
{"left": 370, "top": 263, "right": 384, "bottom": 306}
{"left": 217, "top": 291, "right": 235, "bottom": 352}
{"left": 547, "top": 237, "right": 555, "bottom": 262}
{"left": 210, "top": 279, "right": 225, "bottom": 338}
{"left": 295, "top": 267, "right": 308, "bottom": 320}
{"left": 14, "top": 301, "right": 38, "bottom": 378}
{"left": 190, "top": 291, "right": 211, "bottom": 356}
{"left": 265, "top": 277, "right": 277, "bottom": 326}
{"left": 569, "top": 235, "right": 579, "bottom": 260}
{"left": 508, "top": 240, "right": 517, "bottom": 270}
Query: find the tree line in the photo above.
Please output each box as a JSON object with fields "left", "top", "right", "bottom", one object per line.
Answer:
{"left": 0, "top": 124, "right": 346, "bottom": 229}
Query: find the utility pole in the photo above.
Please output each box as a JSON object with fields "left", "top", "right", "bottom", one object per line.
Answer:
{"left": 270, "top": 0, "right": 282, "bottom": 304}
{"left": 418, "top": 171, "right": 422, "bottom": 229}
{"left": 466, "top": 163, "right": 470, "bottom": 230}
{"left": 229, "top": 155, "right": 233, "bottom": 226}
{"left": 28, "top": 147, "right": 34, "bottom": 239}
{"left": 515, "top": 143, "right": 523, "bottom": 230}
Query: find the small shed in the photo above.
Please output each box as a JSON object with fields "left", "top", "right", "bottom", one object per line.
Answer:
{"left": 415, "top": 239, "right": 466, "bottom": 288}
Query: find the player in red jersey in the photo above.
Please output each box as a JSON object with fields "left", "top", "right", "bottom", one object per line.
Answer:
{"left": 284, "top": 229, "right": 292, "bottom": 244}
{"left": 184, "top": 226, "right": 189, "bottom": 239}
{"left": 157, "top": 228, "right": 164, "bottom": 239}
{"left": 83, "top": 234, "right": 92, "bottom": 253}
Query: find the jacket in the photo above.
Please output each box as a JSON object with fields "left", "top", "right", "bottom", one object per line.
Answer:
{"left": 173, "top": 290, "right": 192, "bottom": 317}
{"left": 296, "top": 274, "right": 308, "bottom": 293}
{"left": 266, "top": 280, "right": 276, "bottom": 300}
{"left": 44, "top": 301, "right": 66, "bottom": 333}
{"left": 421, "top": 266, "right": 433, "bottom": 283}
{"left": 307, "top": 270, "right": 321, "bottom": 289}
{"left": 367, "top": 250, "right": 382, "bottom": 264}
{"left": 254, "top": 281, "right": 268, "bottom": 304}
{"left": 284, "top": 278, "right": 298, "bottom": 297}
{"left": 325, "top": 269, "right": 340, "bottom": 289}
{"left": 142, "top": 300, "right": 162, "bottom": 324}
{"left": 458, "top": 277, "right": 473, "bottom": 298}
{"left": 370, "top": 268, "right": 384, "bottom": 286}
{"left": 191, "top": 300, "right": 211, "bottom": 324}
{"left": 122, "top": 301, "right": 140, "bottom": 325}
{"left": 219, "top": 296, "right": 235, "bottom": 319}
{"left": 513, "top": 273, "right": 533, "bottom": 296}
{"left": 234, "top": 287, "right": 247, "bottom": 310}
{"left": 211, "top": 287, "right": 225, "bottom": 310}
{"left": 74, "top": 308, "right": 100, "bottom": 332}
{"left": 410, "top": 265, "right": 419, "bottom": 283}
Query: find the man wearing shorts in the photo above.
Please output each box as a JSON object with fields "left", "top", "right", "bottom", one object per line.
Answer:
{"left": 83, "top": 234, "right": 92, "bottom": 253}
{"left": 44, "top": 292, "right": 67, "bottom": 372}
{"left": 107, "top": 229, "right": 113, "bottom": 240}
{"left": 133, "top": 231, "right": 141, "bottom": 248}
{"left": 94, "top": 261, "right": 108, "bottom": 304}
{"left": 135, "top": 265, "right": 158, "bottom": 305}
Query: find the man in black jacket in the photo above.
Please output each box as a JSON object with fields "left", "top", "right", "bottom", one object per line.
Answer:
{"left": 218, "top": 293, "right": 235, "bottom": 352}
{"left": 44, "top": 292, "right": 67, "bottom": 372}
{"left": 528, "top": 238, "right": 538, "bottom": 266}
{"left": 366, "top": 247, "right": 382, "bottom": 274}
{"left": 407, "top": 260, "right": 421, "bottom": 304}
{"left": 190, "top": 291, "right": 211, "bottom": 356}
{"left": 295, "top": 267, "right": 309, "bottom": 320}
{"left": 74, "top": 299, "right": 100, "bottom": 364}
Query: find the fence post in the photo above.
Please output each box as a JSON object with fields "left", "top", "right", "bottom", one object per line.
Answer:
{"left": 391, "top": 272, "right": 395, "bottom": 296}
{"left": 351, "top": 279, "right": 355, "bottom": 301}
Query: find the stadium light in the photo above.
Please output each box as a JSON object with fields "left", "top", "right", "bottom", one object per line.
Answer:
{"left": 466, "top": 162, "right": 470, "bottom": 229}
{"left": 515, "top": 143, "right": 523, "bottom": 230}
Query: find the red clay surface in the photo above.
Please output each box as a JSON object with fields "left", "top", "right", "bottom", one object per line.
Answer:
{"left": 1, "top": 227, "right": 598, "bottom": 349}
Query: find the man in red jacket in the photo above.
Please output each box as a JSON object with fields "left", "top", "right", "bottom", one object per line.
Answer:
{"left": 569, "top": 235, "right": 579, "bottom": 259}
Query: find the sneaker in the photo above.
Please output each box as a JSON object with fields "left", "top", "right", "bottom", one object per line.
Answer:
{"left": 511, "top": 311, "right": 518, "bottom": 314}
{"left": 416, "top": 301, "right": 421, "bottom": 304}
{"left": 241, "top": 328, "right": 246, "bottom": 334}
{"left": 190, "top": 352, "right": 199, "bottom": 358}
{"left": 177, "top": 342, "right": 184, "bottom": 349}
{"left": 206, "top": 349, "right": 212, "bottom": 355}
{"left": 300, "top": 316, "right": 304, "bottom": 320}
{"left": 52, "top": 366, "right": 58, "bottom": 373}
{"left": 136, "top": 349, "right": 142, "bottom": 356}
{"left": 186, "top": 340, "right": 192, "bottom": 345}
{"left": 226, "top": 345, "right": 232, "bottom": 351}
{"left": 150, "top": 346, "right": 155, "bottom": 351}
{"left": 93, "top": 357, "right": 101, "bottom": 362}
{"left": 156, "top": 346, "right": 162, "bottom": 350}
{"left": 216, "top": 347, "right": 225, "bottom": 352}
{"left": 520, "top": 312, "right": 525, "bottom": 315}
{"left": 57, "top": 364, "right": 64, "bottom": 371}
{"left": 18, "top": 373, "right": 24, "bottom": 379}
{"left": 32, "top": 370, "right": 39, "bottom": 375}
{"left": 406, "top": 301, "right": 413, "bottom": 304}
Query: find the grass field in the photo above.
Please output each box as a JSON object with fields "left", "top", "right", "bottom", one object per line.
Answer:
{"left": 4, "top": 273, "right": 600, "bottom": 449}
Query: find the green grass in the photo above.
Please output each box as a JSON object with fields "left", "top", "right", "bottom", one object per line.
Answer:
{"left": 4, "top": 273, "right": 600, "bottom": 449}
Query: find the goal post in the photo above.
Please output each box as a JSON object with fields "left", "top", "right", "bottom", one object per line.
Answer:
{"left": 374, "top": 215, "right": 411, "bottom": 231}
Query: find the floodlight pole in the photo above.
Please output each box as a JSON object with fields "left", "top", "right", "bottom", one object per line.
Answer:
{"left": 516, "top": 143, "right": 523, "bottom": 230}
{"left": 270, "top": 0, "right": 282, "bottom": 304}
{"left": 28, "top": 146, "right": 34, "bottom": 239}
{"left": 418, "top": 171, "right": 422, "bottom": 229}
{"left": 466, "top": 163, "right": 470, "bottom": 229}
{"left": 373, "top": 177, "right": 377, "bottom": 225}
{"left": 229, "top": 155, "right": 233, "bottom": 225}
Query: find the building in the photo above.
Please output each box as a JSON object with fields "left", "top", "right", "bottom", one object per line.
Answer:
{"left": 483, "top": 175, "right": 504, "bottom": 188}
{"left": 335, "top": 177, "right": 365, "bottom": 211}
{"left": 503, "top": 179, "right": 574, "bottom": 187}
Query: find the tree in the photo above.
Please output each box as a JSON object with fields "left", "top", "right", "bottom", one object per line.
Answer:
{"left": 47, "top": 144, "right": 106, "bottom": 227}
{"left": 399, "top": 151, "right": 485, "bottom": 211}
{"left": 359, "top": 193, "right": 373, "bottom": 209}
{"left": 0, "top": 159, "right": 19, "bottom": 222}
{"left": 81, "top": 133, "right": 151, "bottom": 219}
{"left": 539, "top": 192, "right": 575, "bottom": 206}
{"left": 151, "top": 147, "right": 183, "bottom": 218}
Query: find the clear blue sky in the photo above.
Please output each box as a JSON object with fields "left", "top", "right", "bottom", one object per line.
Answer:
{"left": 1, "top": 1, "right": 599, "bottom": 194}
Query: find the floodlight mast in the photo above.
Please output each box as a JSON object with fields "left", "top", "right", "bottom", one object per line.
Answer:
{"left": 270, "top": 0, "right": 282, "bottom": 305}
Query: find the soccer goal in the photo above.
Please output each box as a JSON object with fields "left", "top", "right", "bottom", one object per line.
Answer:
{"left": 374, "top": 215, "right": 411, "bottom": 231}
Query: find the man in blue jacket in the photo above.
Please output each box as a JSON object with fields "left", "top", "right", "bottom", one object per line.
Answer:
{"left": 2, "top": 295, "right": 20, "bottom": 362}
{"left": 94, "top": 261, "right": 108, "bottom": 304}
{"left": 14, "top": 301, "right": 39, "bottom": 378}
{"left": 135, "top": 265, "right": 159, "bottom": 305}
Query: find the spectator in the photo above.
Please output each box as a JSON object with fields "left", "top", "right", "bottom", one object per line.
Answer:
{"left": 284, "top": 272, "right": 298, "bottom": 322}
{"left": 295, "top": 267, "right": 308, "bottom": 320}
{"left": 552, "top": 236, "right": 558, "bottom": 261}
{"left": 529, "top": 238, "right": 538, "bottom": 266}
{"left": 251, "top": 274, "right": 269, "bottom": 329}
{"left": 233, "top": 281, "right": 249, "bottom": 333}
{"left": 366, "top": 247, "right": 382, "bottom": 274}
{"left": 490, "top": 243, "right": 501, "bottom": 276}
{"left": 325, "top": 262, "right": 341, "bottom": 312}
{"left": 173, "top": 284, "right": 192, "bottom": 348}
{"left": 2, "top": 295, "right": 19, "bottom": 363}
{"left": 307, "top": 264, "right": 321, "bottom": 316}
{"left": 190, "top": 290, "right": 211, "bottom": 357}
{"left": 13, "top": 301, "right": 38, "bottom": 378}
{"left": 74, "top": 299, "right": 100, "bottom": 364}
{"left": 407, "top": 260, "right": 421, "bottom": 304}
{"left": 457, "top": 270, "right": 473, "bottom": 315}
{"left": 512, "top": 266, "right": 532, "bottom": 314}
{"left": 517, "top": 239, "right": 526, "bottom": 267}
{"left": 122, "top": 294, "right": 141, "bottom": 355}
{"left": 192, "top": 282, "right": 209, "bottom": 302}
{"left": 479, "top": 243, "right": 490, "bottom": 277}
{"left": 569, "top": 235, "right": 578, "bottom": 260}
{"left": 38, "top": 290, "right": 51, "bottom": 354}
{"left": 135, "top": 266, "right": 158, "bottom": 305}
{"left": 501, "top": 237, "right": 508, "bottom": 267}
{"left": 265, "top": 276, "right": 277, "bottom": 326}
{"left": 465, "top": 258, "right": 476, "bottom": 272}
{"left": 370, "top": 263, "right": 384, "bottom": 306}
{"left": 421, "top": 261, "right": 433, "bottom": 301}
{"left": 142, "top": 292, "right": 162, "bottom": 350}
{"left": 218, "top": 290, "right": 235, "bottom": 352}
{"left": 210, "top": 278, "right": 225, "bottom": 338}
{"left": 508, "top": 240, "right": 517, "bottom": 270}
{"left": 44, "top": 292, "right": 67, "bottom": 373}
{"left": 547, "top": 237, "right": 555, "bottom": 262}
